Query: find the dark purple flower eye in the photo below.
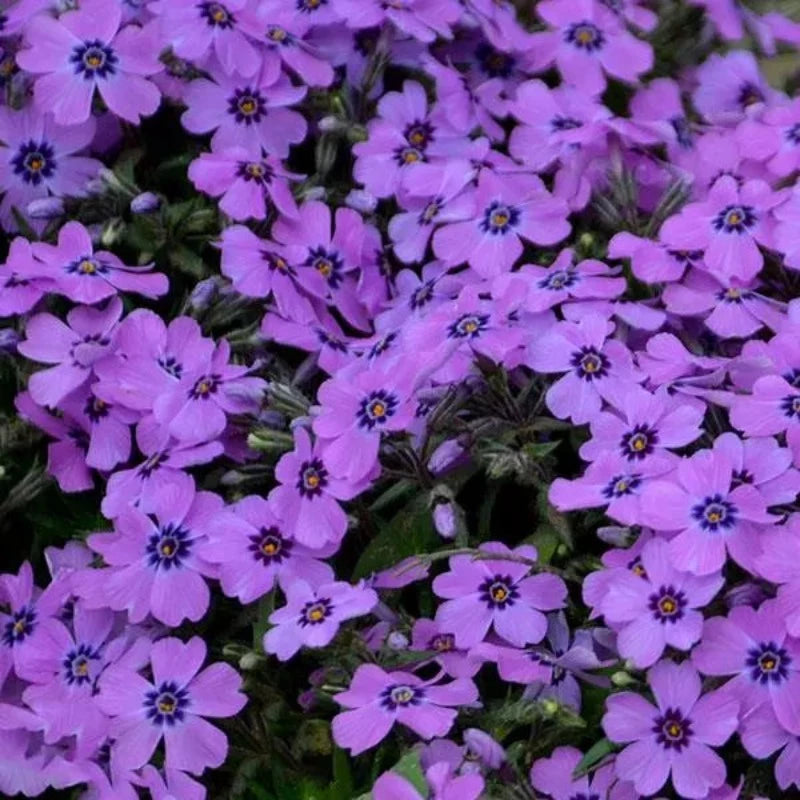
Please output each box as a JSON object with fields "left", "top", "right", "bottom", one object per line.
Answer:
{"left": 404, "top": 120, "right": 433, "bottom": 150}
{"left": 380, "top": 683, "right": 423, "bottom": 710}
{"left": 145, "top": 681, "right": 190, "bottom": 726}
{"left": 63, "top": 643, "right": 100, "bottom": 686}
{"left": 146, "top": 524, "right": 191, "bottom": 571}
{"left": 603, "top": 474, "right": 642, "bottom": 499}
{"left": 237, "top": 161, "right": 273, "bottom": 184}
{"left": 227, "top": 88, "right": 266, "bottom": 124}
{"left": 298, "top": 598, "right": 332, "bottom": 626}
{"left": 716, "top": 287, "right": 751, "bottom": 304}
{"left": 417, "top": 199, "right": 442, "bottom": 226}
{"left": 746, "top": 642, "right": 791, "bottom": 684}
{"left": 480, "top": 201, "right": 520, "bottom": 235}
{"left": 71, "top": 40, "right": 118, "bottom": 79}
{"left": 84, "top": 395, "right": 111, "bottom": 422}
{"left": 712, "top": 204, "right": 757, "bottom": 234}
{"left": 199, "top": 1, "right": 235, "bottom": 28}
{"left": 737, "top": 81, "right": 764, "bottom": 108}
{"left": 429, "top": 633, "right": 455, "bottom": 652}
{"left": 448, "top": 313, "right": 489, "bottom": 339}
{"left": 297, "top": 0, "right": 326, "bottom": 11}
{"left": 620, "top": 424, "right": 658, "bottom": 460}
{"left": 551, "top": 116, "right": 583, "bottom": 132}
{"left": 357, "top": 389, "right": 398, "bottom": 430}
{"left": 627, "top": 556, "right": 648, "bottom": 579}
{"left": 297, "top": 458, "right": 328, "bottom": 497}
{"left": 565, "top": 21, "right": 605, "bottom": 51}
{"left": 12, "top": 140, "right": 56, "bottom": 185}
{"left": 785, "top": 123, "right": 800, "bottom": 145}
{"left": 249, "top": 527, "right": 292, "bottom": 565}
{"left": 781, "top": 393, "right": 800, "bottom": 419}
{"left": 266, "top": 25, "right": 293, "bottom": 45}
{"left": 691, "top": 494, "right": 737, "bottom": 531}
{"left": 478, "top": 575, "right": 519, "bottom": 609}
{"left": 538, "top": 270, "right": 578, "bottom": 290}
{"left": 669, "top": 116, "right": 694, "bottom": 148}
{"left": 305, "top": 246, "right": 344, "bottom": 287}
{"left": 2, "top": 606, "right": 36, "bottom": 647}
{"left": 653, "top": 708, "right": 693, "bottom": 751}
{"left": 475, "top": 43, "right": 516, "bottom": 78}
{"left": 571, "top": 346, "right": 610, "bottom": 381}
{"left": 648, "top": 586, "right": 687, "bottom": 623}
{"left": 189, "top": 374, "right": 221, "bottom": 399}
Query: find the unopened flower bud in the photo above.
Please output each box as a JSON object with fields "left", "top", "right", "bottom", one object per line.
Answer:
{"left": 387, "top": 631, "right": 409, "bottom": 650}
{"left": 26, "top": 197, "right": 64, "bottom": 219}
{"left": 428, "top": 439, "right": 466, "bottom": 475}
{"left": 612, "top": 670, "right": 637, "bottom": 687}
{"left": 239, "top": 651, "right": 262, "bottom": 671}
{"left": 318, "top": 115, "right": 346, "bottom": 133}
{"left": 0, "top": 328, "right": 19, "bottom": 355}
{"left": 345, "top": 189, "right": 377, "bottom": 213}
{"left": 189, "top": 278, "right": 217, "bottom": 311}
{"left": 540, "top": 698, "right": 559, "bottom": 717}
{"left": 130, "top": 191, "right": 161, "bottom": 214}
{"left": 298, "top": 690, "right": 317, "bottom": 712}
{"left": 725, "top": 581, "right": 767, "bottom": 609}
{"left": 597, "top": 526, "right": 634, "bottom": 547}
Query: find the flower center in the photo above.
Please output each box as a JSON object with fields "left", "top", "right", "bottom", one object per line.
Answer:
{"left": 300, "top": 598, "right": 332, "bottom": 625}
{"left": 357, "top": 389, "right": 398, "bottom": 430}
{"left": 380, "top": 683, "right": 422, "bottom": 710}
{"left": 621, "top": 425, "right": 658, "bottom": 460}
{"left": 479, "top": 575, "right": 519, "bottom": 609}
{"left": 64, "top": 643, "right": 99, "bottom": 686}
{"left": 228, "top": 88, "right": 266, "bottom": 124}
{"left": 146, "top": 524, "right": 191, "bottom": 571}
{"left": 72, "top": 40, "right": 117, "bottom": 79}
{"left": 654, "top": 708, "right": 693, "bottom": 751}
{"left": 200, "top": 1, "right": 234, "bottom": 27}
{"left": 649, "top": 586, "right": 687, "bottom": 623}
{"left": 692, "top": 494, "right": 738, "bottom": 532}
{"left": 781, "top": 394, "right": 800, "bottom": 419}
{"left": 297, "top": 458, "right": 328, "bottom": 497}
{"left": 430, "top": 633, "right": 454, "bottom": 652}
{"left": 713, "top": 204, "right": 757, "bottom": 234}
{"left": 448, "top": 313, "right": 489, "bottom": 340}
{"left": 571, "top": 346, "right": 610, "bottom": 381}
{"left": 145, "top": 681, "right": 189, "bottom": 726}
{"left": 3, "top": 607, "right": 36, "bottom": 646}
{"left": 481, "top": 201, "right": 519, "bottom": 235}
{"left": 566, "top": 21, "right": 605, "bottom": 51}
{"left": 738, "top": 82, "right": 764, "bottom": 108}
{"left": 746, "top": 641, "right": 791, "bottom": 684}
{"left": 189, "top": 374, "right": 221, "bottom": 399}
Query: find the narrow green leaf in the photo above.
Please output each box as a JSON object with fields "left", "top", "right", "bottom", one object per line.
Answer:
{"left": 572, "top": 738, "right": 616, "bottom": 778}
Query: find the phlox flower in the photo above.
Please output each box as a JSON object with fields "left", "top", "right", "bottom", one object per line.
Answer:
{"left": 239, "top": 6, "right": 334, "bottom": 86}
{"left": 199, "top": 494, "right": 334, "bottom": 604}
{"left": 101, "top": 416, "right": 223, "bottom": 518}
{"left": 264, "top": 579, "right": 377, "bottom": 661}
{"left": 18, "top": 296, "right": 122, "bottom": 408}
{"left": 93, "top": 309, "right": 214, "bottom": 413}
{"left": 527, "top": 0, "right": 653, "bottom": 95}
{"left": 530, "top": 745, "right": 636, "bottom": 800}
{"left": 218, "top": 226, "right": 321, "bottom": 322}
{"left": 150, "top": 0, "right": 260, "bottom": 77}
{"left": 373, "top": 762, "right": 484, "bottom": 800}
{"left": 136, "top": 765, "right": 206, "bottom": 800}
{"left": 598, "top": 538, "right": 723, "bottom": 667}
{"left": 18, "top": 0, "right": 162, "bottom": 125}
{"left": 692, "top": 50, "right": 778, "bottom": 124}
{"left": 525, "top": 314, "right": 642, "bottom": 425}
{"left": 693, "top": 600, "right": 800, "bottom": 733}
{"left": 20, "top": 603, "right": 118, "bottom": 752}
{"left": 756, "top": 516, "right": 800, "bottom": 638}
{"left": 740, "top": 705, "right": 800, "bottom": 792}
{"left": 729, "top": 374, "right": 800, "bottom": 454}
{"left": 607, "top": 231, "right": 700, "bottom": 284}
{"left": 334, "top": 0, "right": 462, "bottom": 43}
{"left": 410, "top": 618, "right": 482, "bottom": 678}
{"left": 602, "top": 660, "right": 739, "bottom": 799}
{"left": 181, "top": 68, "right": 307, "bottom": 158}
{"left": 774, "top": 184, "right": 800, "bottom": 270}
{"left": 663, "top": 269, "right": 785, "bottom": 339}
{"left": 80, "top": 475, "right": 219, "bottom": 626}
{"left": 579, "top": 386, "right": 704, "bottom": 465}
{"left": 0, "top": 730, "right": 84, "bottom": 798}
{"left": 514, "top": 248, "right": 625, "bottom": 313}
{"left": 0, "top": 562, "right": 70, "bottom": 688}
{"left": 659, "top": 175, "right": 782, "bottom": 284}
{"left": 432, "top": 170, "right": 570, "bottom": 277}
{"left": 640, "top": 447, "right": 778, "bottom": 575}
{"left": 0, "top": 109, "right": 100, "bottom": 232}
{"left": 189, "top": 147, "right": 300, "bottom": 223}
{"left": 332, "top": 664, "right": 478, "bottom": 755}
{"left": 152, "top": 338, "right": 266, "bottom": 445}
{"left": 549, "top": 451, "right": 674, "bottom": 527}
{"left": 313, "top": 361, "right": 418, "bottom": 482}
{"left": 272, "top": 200, "right": 372, "bottom": 330}
{"left": 269, "top": 426, "right": 364, "bottom": 549}
{"left": 0, "top": 238, "right": 48, "bottom": 316}
{"left": 15, "top": 390, "right": 94, "bottom": 492}
{"left": 96, "top": 636, "right": 246, "bottom": 773}
{"left": 30, "top": 221, "right": 167, "bottom": 304}
{"left": 432, "top": 542, "right": 566, "bottom": 649}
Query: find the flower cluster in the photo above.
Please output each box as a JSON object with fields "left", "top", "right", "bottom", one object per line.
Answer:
{"left": 1, "top": 0, "right": 800, "bottom": 797}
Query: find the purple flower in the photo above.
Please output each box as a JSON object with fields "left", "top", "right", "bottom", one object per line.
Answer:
{"left": 199, "top": 494, "right": 334, "bottom": 604}
{"left": 18, "top": 296, "right": 122, "bottom": 408}
{"left": 181, "top": 68, "right": 307, "bottom": 158}
{"left": 189, "top": 147, "right": 300, "bottom": 222}
{"left": 332, "top": 664, "right": 478, "bottom": 755}
{"left": 152, "top": 339, "right": 265, "bottom": 444}
{"left": 602, "top": 660, "right": 739, "bottom": 798}
{"left": 740, "top": 704, "right": 800, "bottom": 792}
{"left": 18, "top": 0, "right": 162, "bottom": 125}
{"left": 313, "top": 361, "right": 418, "bottom": 482}
{"left": 599, "top": 538, "right": 723, "bottom": 667}
{"left": 96, "top": 636, "right": 246, "bottom": 773}
{"left": 432, "top": 170, "right": 570, "bottom": 277}
{"left": 693, "top": 600, "right": 800, "bottom": 734}
{"left": 101, "top": 416, "right": 223, "bottom": 518}
{"left": 580, "top": 386, "right": 704, "bottom": 466}
{"left": 756, "top": 516, "right": 800, "bottom": 638}
{"left": 640, "top": 447, "right": 777, "bottom": 575}
{"left": 136, "top": 765, "right": 205, "bottom": 800}
{"left": 0, "top": 108, "right": 100, "bottom": 232}
{"left": 373, "top": 762, "right": 484, "bottom": 800}
{"left": 530, "top": 745, "right": 631, "bottom": 800}
{"left": 269, "top": 426, "right": 363, "bottom": 549}
{"left": 264, "top": 579, "right": 377, "bottom": 661}
{"left": 607, "top": 231, "right": 698, "bottom": 284}
{"left": 20, "top": 603, "right": 117, "bottom": 752}
{"left": 410, "top": 618, "right": 482, "bottom": 678}
{"left": 271, "top": 200, "right": 372, "bottom": 330}
{"left": 525, "top": 313, "right": 642, "bottom": 425}
{"left": 334, "top": 0, "right": 461, "bottom": 43}
{"left": 528, "top": 0, "right": 653, "bottom": 95}
{"left": 150, "top": 0, "right": 260, "bottom": 77}
{"left": 80, "top": 476, "right": 219, "bottom": 626}
{"left": 659, "top": 175, "right": 782, "bottom": 283}
{"left": 93, "top": 309, "right": 215, "bottom": 413}
{"left": 729, "top": 374, "right": 800, "bottom": 455}
{"left": 432, "top": 542, "right": 567, "bottom": 649}
{"left": 663, "top": 269, "right": 785, "bottom": 339}
{"left": 30, "top": 221, "right": 167, "bottom": 304}
{"left": 0, "top": 237, "right": 49, "bottom": 316}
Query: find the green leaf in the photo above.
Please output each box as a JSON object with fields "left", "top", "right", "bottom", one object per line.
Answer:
{"left": 327, "top": 747, "right": 354, "bottom": 800}
{"left": 572, "top": 738, "right": 616, "bottom": 778}
{"left": 528, "top": 525, "right": 559, "bottom": 564}
{"left": 352, "top": 497, "right": 438, "bottom": 580}
{"left": 168, "top": 244, "right": 208, "bottom": 278}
